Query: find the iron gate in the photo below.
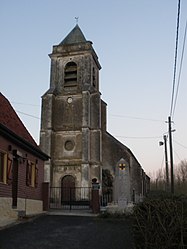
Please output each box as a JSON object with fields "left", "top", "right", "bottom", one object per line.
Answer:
{"left": 100, "top": 187, "right": 113, "bottom": 207}
{"left": 50, "top": 187, "right": 91, "bottom": 210}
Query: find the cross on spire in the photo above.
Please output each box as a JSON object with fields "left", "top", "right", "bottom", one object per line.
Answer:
{"left": 75, "top": 17, "right": 79, "bottom": 25}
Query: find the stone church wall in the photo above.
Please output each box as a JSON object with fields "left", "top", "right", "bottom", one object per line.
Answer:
{"left": 90, "top": 93, "right": 101, "bottom": 129}
{"left": 102, "top": 132, "right": 130, "bottom": 174}
{"left": 102, "top": 132, "right": 146, "bottom": 201}
{"left": 53, "top": 96, "right": 83, "bottom": 131}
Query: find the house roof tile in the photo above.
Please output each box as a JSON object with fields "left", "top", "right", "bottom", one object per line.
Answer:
{"left": 0, "top": 92, "right": 38, "bottom": 147}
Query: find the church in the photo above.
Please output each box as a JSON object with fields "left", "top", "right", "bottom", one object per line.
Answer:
{"left": 40, "top": 24, "right": 150, "bottom": 204}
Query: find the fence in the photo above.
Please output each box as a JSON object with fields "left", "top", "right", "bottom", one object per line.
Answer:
{"left": 50, "top": 187, "right": 91, "bottom": 210}
{"left": 100, "top": 187, "right": 113, "bottom": 207}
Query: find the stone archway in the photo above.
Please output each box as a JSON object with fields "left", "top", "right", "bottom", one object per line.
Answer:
{"left": 61, "top": 175, "right": 75, "bottom": 203}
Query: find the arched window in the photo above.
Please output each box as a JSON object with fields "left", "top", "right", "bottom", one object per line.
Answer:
{"left": 64, "top": 62, "right": 77, "bottom": 86}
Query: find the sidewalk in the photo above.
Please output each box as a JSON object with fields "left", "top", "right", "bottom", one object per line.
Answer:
{"left": 0, "top": 209, "right": 99, "bottom": 229}
{"left": 0, "top": 217, "right": 18, "bottom": 229}
{"left": 0, "top": 212, "right": 47, "bottom": 230}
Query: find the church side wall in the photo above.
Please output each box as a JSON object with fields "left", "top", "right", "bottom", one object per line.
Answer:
{"left": 102, "top": 132, "right": 145, "bottom": 201}
{"left": 102, "top": 132, "right": 130, "bottom": 174}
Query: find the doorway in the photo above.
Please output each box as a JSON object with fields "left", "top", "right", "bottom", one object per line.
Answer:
{"left": 61, "top": 175, "right": 76, "bottom": 203}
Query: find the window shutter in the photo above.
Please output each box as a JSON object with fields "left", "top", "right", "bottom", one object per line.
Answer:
{"left": 26, "top": 161, "right": 32, "bottom": 186}
{"left": 7, "top": 155, "right": 12, "bottom": 185}
{"left": 35, "top": 167, "right": 38, "bottom": 187}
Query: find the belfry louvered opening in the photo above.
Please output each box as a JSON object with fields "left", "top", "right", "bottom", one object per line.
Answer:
{"left": 64, "top": 62, "right": 77, "bottom": 86}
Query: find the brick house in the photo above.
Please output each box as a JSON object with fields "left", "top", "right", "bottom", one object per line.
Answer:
{"left": 0, "top": 93, "right": 49, "bottom": 220}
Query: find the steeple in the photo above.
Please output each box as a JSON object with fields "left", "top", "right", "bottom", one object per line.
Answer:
{"left": 41, "top": 24, "right": 103, "bottom": 186}
{"left": 59, "top": 25, "right": 87, "bottom": 45}
{"left": 47, "top": 24, "right": 101, "bottom": 95}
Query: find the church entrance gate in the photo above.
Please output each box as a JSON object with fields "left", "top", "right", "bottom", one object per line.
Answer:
{"left": 50, "top": 176, "right": 91, "bottom": 210}
{"left": 50, "top": 187, "right": 91, "bottom": 210}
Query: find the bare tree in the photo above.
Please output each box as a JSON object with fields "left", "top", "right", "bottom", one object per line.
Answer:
{"left": 150, "top": 168, "right": 165, "bottom": 191}
{"left": 150, "top": 160, "right": 187, "bottom": 195}
{"left": 175, "top": 159, "right": 187, "bottom": 195}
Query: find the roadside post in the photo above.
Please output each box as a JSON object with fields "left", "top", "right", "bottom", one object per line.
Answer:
{"left": 91, "top": 178, "right": 100, "bottom": 214}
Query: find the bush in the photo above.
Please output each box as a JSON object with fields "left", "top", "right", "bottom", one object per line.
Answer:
{"left": 133, "top": 194, "right": 187, "bottom": 249}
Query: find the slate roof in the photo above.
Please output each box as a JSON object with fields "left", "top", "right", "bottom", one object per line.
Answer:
{"left": 0, "top": 92, "right": 37, "bottom": 147}
{"left": 59, "top": 24, "right": 87, "bottom": 45}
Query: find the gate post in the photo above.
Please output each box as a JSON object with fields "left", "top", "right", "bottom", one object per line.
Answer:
{"left": 42, "top": 182, "right": 50, "bottom": 211}
{"left": 91, "top": 179, "right": 100, "bottom": 214}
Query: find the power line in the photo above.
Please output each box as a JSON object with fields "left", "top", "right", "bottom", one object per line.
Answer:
{"left": 115, "top": 135, "right": 162, "bottom": 140}
{"left": 16, "top": 110, "right": 40, "bottom": 120}
{"left": 174, "top": 150, "right": 182, "bottom": 162}
{"left": 174, "top": 139, "right": 187, "bottom": 149}
{"left": 172, "top": 19, "right": 187, "bottom": 118}
{"left": 167, "top": 0, "right": 181, "bottom": 194}
{"left": 16, "top": 110, "right": 163, "bottom": 140}
{"left": 110, "top": 114, "right": 164, "bottom": 123}
{"left": 11, "top": 101, "right": 40, "bottom": 107}
{"left": 14, "top": 108, "right": 165, "bottom": 125}
{"left": 170, "top": 0, "right": 181, "bottom": 117}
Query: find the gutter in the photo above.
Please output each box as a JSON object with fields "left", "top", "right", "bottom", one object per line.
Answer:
{"left": 0, "top": 123, "right": 50, "bottom": 160}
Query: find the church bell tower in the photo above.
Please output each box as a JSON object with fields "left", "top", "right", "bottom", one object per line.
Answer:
{"left": 40, "top": 25, "right": 102, "bottom": 187}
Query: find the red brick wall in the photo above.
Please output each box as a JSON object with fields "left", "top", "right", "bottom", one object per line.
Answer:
{"left": 0, "top": 182, "right": 12, "bottom": 197}
{"left": 0, "top": 135, "right": 44, "bottom": 201}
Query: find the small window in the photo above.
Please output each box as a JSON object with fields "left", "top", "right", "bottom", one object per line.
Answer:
{"left": 26, "top": 161, "right": 38, "bottom": 188}
{"left": 64, "top": 62, "right": 77, "bottom": 86}
{"left": 0, "top": 151, "right": 7, "bottom": 184}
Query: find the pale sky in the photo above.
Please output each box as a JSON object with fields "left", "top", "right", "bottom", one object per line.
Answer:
{"left": 0, "top": 0, "right": 187, "bottom": 176}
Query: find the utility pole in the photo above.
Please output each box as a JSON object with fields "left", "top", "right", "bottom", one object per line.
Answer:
{"left": 163, "top": 135, "right": 169, "bottom": 192}
{"left": 168, "top": 116, "right": 174, "bottom": 194}
{"left": 159, "top": 135, "right": 169, "bottom": 192}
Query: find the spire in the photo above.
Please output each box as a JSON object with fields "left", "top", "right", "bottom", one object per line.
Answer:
{"left": 59, "top": 25, "right": 87, "bottom": 45}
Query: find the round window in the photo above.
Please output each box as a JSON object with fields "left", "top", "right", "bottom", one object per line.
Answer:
{"left": 67, "top": 97, "right": 73, "bottom": 103}
{"left": 64, "top": 140, "right": 74, "bottom": 151}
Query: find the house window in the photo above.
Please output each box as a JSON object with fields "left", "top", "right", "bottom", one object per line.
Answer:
{"left": 0, "top": 151, "right": 7, "bottom": 184}
{"left": 64, "top": 62, "right": 77, "bottom": 86}
{"left": 26, "top": 161, "right": 38, "bottom": 188}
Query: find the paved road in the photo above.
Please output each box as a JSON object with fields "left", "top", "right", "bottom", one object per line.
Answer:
{"left": 0, "top": 215, "right": 134, "bottom": 249}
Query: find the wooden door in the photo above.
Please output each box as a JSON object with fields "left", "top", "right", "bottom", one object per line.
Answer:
{"left": 61, "top": 175, "right": 75, "bottom": 203}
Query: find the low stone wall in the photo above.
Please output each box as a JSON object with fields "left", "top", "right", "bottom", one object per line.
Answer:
{"left": 0, "top": 197, "right": 17, "bottom": 219}
{"left": 0, "top": 197, "right": 43, "bottom": 220}
{"left": 17, "top": 198, "right": 43, "bottom": 216}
